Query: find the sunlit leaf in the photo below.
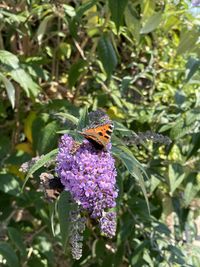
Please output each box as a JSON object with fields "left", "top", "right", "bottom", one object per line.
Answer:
{"left": 0, "top": 50, "right": 19, "bottom": 69}
{"left": 10, "top": 68, "right": 40, "bottom": 97}
{"left": 55, "top": 112, "right": 78, "bottom": 126}
{"left": 36, "top": 15, "right": 54, "bottom": 45}
{"left": 24, "top": 111, "right": 37, "bottom": 143}
{"left": 140, "top": 12, "right": 162, "bottom": 34}
{"left": 168, "top": 164, "right": 185, "bottom": 195}
{"left": 177, "top": 29, "right": 199, "bottom": 55}
{"left": 0, "top": 174, "right": 20, "bottom": 196}
{"left": 22, "top": 149, "right": 58, "bottom": 190}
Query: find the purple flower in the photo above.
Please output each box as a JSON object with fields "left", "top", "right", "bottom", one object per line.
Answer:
{"left": 99, "top": 212, "right": 117, "bottom": 238}
{"left": 192, "top": 0, "right": 200, "bottom": 7}
{"left": 69, "top": 210, "right": 86, "bottom": 260}
{"left": 56, "top": 134, "right": 118, "bottom": 238}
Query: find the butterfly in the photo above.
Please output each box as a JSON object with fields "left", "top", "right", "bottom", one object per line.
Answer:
{"left": 79, "top": 123, "right": 114, "bottom": 149}
{"left": 40, "top": 173, "right": 64, "bottom": 202}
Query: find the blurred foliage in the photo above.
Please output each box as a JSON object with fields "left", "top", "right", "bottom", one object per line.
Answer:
{"left": 0, "top": 0, "right": 200, "bottom": 266}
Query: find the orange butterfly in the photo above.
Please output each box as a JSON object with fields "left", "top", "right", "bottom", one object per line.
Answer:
{"left": 79, "top": 123, "right": 114, "bottom": 149}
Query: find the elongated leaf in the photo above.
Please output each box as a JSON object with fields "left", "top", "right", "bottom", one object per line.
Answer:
{"left": 98, "top": 35, "right": 118, "bottom": 78}
{"left": 0, "top": 174, "right": 20, "bottom": 196}
{"left": 22, "top": 149, "right": 58, "bottom": 190}
{"left": 0, "top": 73, "right": 15, "bottom": 108}
{"left": 7, "top": 227, "right": 26, "bottom": 256}
{"left": 1, "top": 10, "right": 26, "bottom": 23}
{"left": 37, "top": 121, "right": 59, "bottom": 154}
{"left": 63, "top": 4, "right": 76, "bottom": 17}
{"left": 124, "top": 5, "right": 140, "bottom": 42}
{"left": 77, "top": 106, "right": 89, "bottom": 131}
{"left": 68, "top": 59, "right": 87, "bottom": 88}
{"left": 185, "top": 57, "right": 200, "bottom": 83}
{"left": 0, "top": 242, "right": 20, "bottom": 267}
{"left": 57, "top": 191, "right": 76, "bottom": 252}
{"left": 55, "top": 112, "right": 79, "bottom": 125}
{"left": 10, "top": 68, "right": 40, "bottom": 97}
{"left": 183, "top": 174, "right": 200, "bottom": 207}
{"left": 69, "top": 0, "right": 97, "bottom": 38}
{"left": 108, "top": 0, "right": 128, "bottom": 31}
{"left": 0, "top": 50, "right": 19, "bottom": 69}
{"left": 36, "top": 15, "right": 54, "bottom": 45}
{"left": 177, "top": 29, "right": 199, "bottom": 55}
{"left": 76, "top": 0, "right": 97, "bottom": 18}
{"left": 168, "top": 164, "right": 185, "bottom": 195}
{"left": 112, "top": 145, "right": 150, "bottom": 213}
{"left": 140, "top": 12, "right": 162, "bottom": 34}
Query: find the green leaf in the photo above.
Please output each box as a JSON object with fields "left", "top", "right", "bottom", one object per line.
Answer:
{"left": 98, "top": 35, "right": 118, "bottom": 78}
{"left": 124, "top": 5, "right": 140, "bottom": 42}
{"left": 76, "top": 0, "right": 97, "bottom": 18}
{"left": 168, "top": 164, "right": 185, "bottom": 195}
{"left": 36, "top": 15, "right": 54, "bottom": 45}
{"left": 0, "top": 73, "right": 15, "bottom": 108}
{"left": 49, "top": 203, "right": 56, "bottom": 236}
{"left": 140, "top": 12, "right": 162, "bottom": 34}
{"left": 55, "top": 112, "right": 78, "bottom": 126}
{"left": 22, "top": 149, "right": 58, "bottom": 190}
{"left": 7, "top": 227, "right": 26, "bottom": 256}
{"left": 69, "top": 0, "right": 97, "bottom": 37}
{"left": 185, "top": 57, "right": 200, "bottom": 83}
{"left": 142, "top": 0, "right": 155, "bottom": 21}
{"left": 177, "top": 29, "right": 199, "bottom": 55}
{"left": 0, "top": 10, "right": 26, "bottom": 24}
{"left": 108, "top": 0, "right": 128, "bottom": 31}
{"left": 37, "top": 121, "right": 58, "bottom": 154}
{"left": 112, "top": 145, "right": 150, "bottom": 213}
{"left": 143, "top": 249, "right": 154, "bottom": 267}
{"left": 187, "top": 132, "right": 200, "bottom": 159}
{"left": 0, "top": 174, "right": 20, "bottom": 196}
{"left": 0, "top": 242, "right": 20, "bottom": 267}
{"left": 68, "top": 59, "right": 87, "bottom": 88}
{"left": 183, "top": 174, "right": 200, "bottom": 207}
{"left": 0, "top": 50, "right": 19, "bottom": 69}
{"left": 10, "top": 68, "right": 40, "bottom": 97}
{"left": 63, "top": 4, "right": 76, "bottom": 17}
{"left": 77, "top": 106, "right": 89, "bottom": 131}
{"left": 57, "top": 191, "right": 76, "bottom": 252}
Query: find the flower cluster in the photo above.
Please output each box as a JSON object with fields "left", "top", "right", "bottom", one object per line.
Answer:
{"left": 69, "top": 209, "right": 86, "bottom": 260}
{"left": 192, "top": 0, "right": 200, "bottom": 7}
{"left": 56, "top": 134, "right": 118, "bottom": 238}
{"left": 88, "top": 109, "right": 112, "bottom": 127}
{"left": 20, "top": 156, "right": 42, "bottom": 173}
{"left": 124, "top": 131, "right": 172, "bottom": 146}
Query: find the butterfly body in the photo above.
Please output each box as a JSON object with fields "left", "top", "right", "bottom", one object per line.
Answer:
{"left": 79, "top": 123, "right": 114, "bottom": 149}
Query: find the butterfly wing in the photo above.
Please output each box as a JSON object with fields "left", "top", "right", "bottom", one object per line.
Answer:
{"left": 40, "top": 174, "right": 64, "bottom": 202}
{"left": 79, "top": 123, "right": 114, "bottom": 148}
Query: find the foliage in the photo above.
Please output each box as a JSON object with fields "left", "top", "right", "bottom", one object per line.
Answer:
{"left": 0, "top": 0, "right": 200, "bottom": 266}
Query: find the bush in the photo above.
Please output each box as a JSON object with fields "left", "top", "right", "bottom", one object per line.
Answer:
{"left": 0, "top": 0, "right": 200, "bottom": 266}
